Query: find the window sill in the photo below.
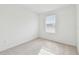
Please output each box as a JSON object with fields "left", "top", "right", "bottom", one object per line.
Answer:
{"left": 46, "top": 32, "right": 56, "bottom": 35}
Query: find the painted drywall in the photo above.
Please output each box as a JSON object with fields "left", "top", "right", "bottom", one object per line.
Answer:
{"left": 76, "top": 5, "right": 79, "bottom": 53}
{"left": 0, "top": 5, "right": 39, "bottom": 52}
{"left": 39, "top": 5, "right": 76, "bottom": 46}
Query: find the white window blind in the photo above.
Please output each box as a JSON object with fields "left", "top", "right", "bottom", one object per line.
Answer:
{"left": 45, "top": 15, "right": 56, "bottom": 33}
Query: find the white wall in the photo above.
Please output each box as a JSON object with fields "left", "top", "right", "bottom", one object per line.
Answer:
{"left": 39, "top": 5, "right": 76, "bottom": 46}
{"left": 76, "top": 5, "right": 79, "bottom": 53}
{"left": 0, "top": 5, "right": 39, "bottom": 52}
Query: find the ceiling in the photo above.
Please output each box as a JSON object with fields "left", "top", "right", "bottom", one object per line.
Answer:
{"left": 23, "top": 4, "right": 70, "bottom": 13}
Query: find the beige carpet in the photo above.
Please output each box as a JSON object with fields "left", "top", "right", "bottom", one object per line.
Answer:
{"left": 0, "top": 39, "right": 77, "bottom": 55}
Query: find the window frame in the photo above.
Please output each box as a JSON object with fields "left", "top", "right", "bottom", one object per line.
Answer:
{"left": 44, "top": 14, "right": 56, "bottom": 34}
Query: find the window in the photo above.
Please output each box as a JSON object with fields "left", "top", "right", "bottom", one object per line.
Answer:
{"left": 45, "top": 15, "right": 56, "bottom": 33}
